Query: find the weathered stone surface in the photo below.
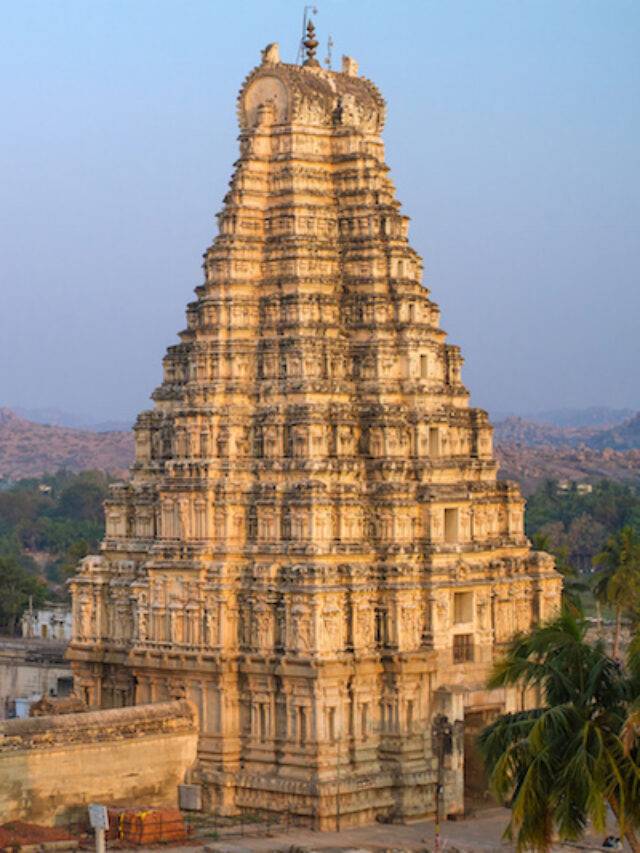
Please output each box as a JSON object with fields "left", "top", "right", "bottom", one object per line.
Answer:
{"left": 67, "top": 34, "right": 561, "bottom": 829}
{"left": 29, "top": 695, "right": 86, "bottom": 717}
{"left": 0, "top": 700, "right": 198, "bottom": 824}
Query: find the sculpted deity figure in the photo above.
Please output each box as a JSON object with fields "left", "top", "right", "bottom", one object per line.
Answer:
{"left": 401, "top": 605, "right": 420, "bottom": 648}
{"left": 291, "top": 605, "right": 311, "bottom": 652}
{"left": 151, "top": 429, "right": 162, "bottom": 458}
{"left": 355, "top": 601, "right": 374, "bottom": 647}
{"left": 77, "top": 593, "right": 93, "bottom": 640}
{"left": 239, "top": 607, "right": 251, "bottom": 646}
{"left": 321, "top": 601, "right": 342, "bottom": 649}
{"left": 253, "top": 603, "right": 272, "bottom": 650}
{"left": 205, "top": 599, "right": 219, "bottom": 646}
{"left": 178, "top": 500, "right": 190, "bottom": 539}
{"left": 114, "top": 599, "right": 133, "bottom": 641}
{"left": 137, "top": 605, "right": 148, "bottom": 642}
{"left": 169, "top": 603, "right": 184, "bottom": 643}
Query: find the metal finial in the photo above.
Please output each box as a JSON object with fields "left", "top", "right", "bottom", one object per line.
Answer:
{"left": 296, "top": 5, "right": 318, "bottom": 65}
{"left": 303, "top": 19, "right": 320, "bottom": 67}
{"left": 325, "top": 34, "right": 333, "bottom": 70}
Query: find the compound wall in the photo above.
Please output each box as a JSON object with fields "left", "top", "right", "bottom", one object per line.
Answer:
{"left": 0, "top": 700, "right": 198, "bottom": 825}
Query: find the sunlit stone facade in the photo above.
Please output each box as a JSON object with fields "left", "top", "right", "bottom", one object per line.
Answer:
{"left": 68, "top": 36, "right": 561, "bottom": 827}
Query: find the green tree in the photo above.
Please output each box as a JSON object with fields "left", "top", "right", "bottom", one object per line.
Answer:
{"left": 478, "top": 610, "right": 640, "bottom": 852}
{"left": 0, "top": 555, "right": 47, "bottom": 635}
{"left": 593, "top": 526, "right": 640, "bottom": 659}
{"left": 54, "top": 471, "right": 110, "bottom": 522}
{"left": 531, "top": 531, "right": 586, "bottom": 615}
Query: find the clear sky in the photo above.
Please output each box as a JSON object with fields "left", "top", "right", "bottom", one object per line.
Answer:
{"left": 1, "top": 0, "right": 638, "bottom": 423}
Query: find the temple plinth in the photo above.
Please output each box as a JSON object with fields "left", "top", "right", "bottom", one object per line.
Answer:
{"left": 68, "top": 37, "right": 561, "bottom": 827}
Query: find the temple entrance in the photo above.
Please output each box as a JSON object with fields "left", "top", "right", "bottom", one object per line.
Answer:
{"left": 463, "top": 707, "right": 502, "bottom": 810}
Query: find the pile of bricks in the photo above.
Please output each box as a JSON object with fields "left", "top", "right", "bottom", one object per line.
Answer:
{"left": 106, "top": 807, "right": 188, "bottom": 845}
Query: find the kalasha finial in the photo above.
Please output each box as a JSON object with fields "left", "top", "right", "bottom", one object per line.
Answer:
{"left": 303, "top": 19, "right": 320, "bottom": 67}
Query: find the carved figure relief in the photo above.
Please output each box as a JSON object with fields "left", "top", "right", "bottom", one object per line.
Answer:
{"left": 290, "top": 604, "right": 312, "bottom": 652}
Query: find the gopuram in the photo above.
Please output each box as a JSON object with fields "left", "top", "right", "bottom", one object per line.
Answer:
{"left": 68, "top": 25, "right": 561, "bottom": 827}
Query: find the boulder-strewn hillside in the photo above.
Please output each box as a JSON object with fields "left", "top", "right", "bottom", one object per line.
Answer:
{"left": 493, "top": 416, "right": 598, "bottom": 447}
{"left": 587, "top": 412, "right": 640, "bottom": 451}
{"left": 493, "top": 411, "right": 640, "bottom": 451}
{"left": 496, "top": 443, "right": 640, "bottom": 495}
{"left": 0, "top": 408, "right": 134, "bottom": 480}
{"left": 493, "top": 411, "right": 640, "bottom": 491}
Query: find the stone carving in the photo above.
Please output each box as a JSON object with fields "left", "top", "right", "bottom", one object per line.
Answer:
{"left": 76, "top": 592, "right": 93, "bottom": 640}
{"left": 400, "top": 604, "right": 420, "bottom": 649}
{"left": 290, "top": 604, "right": 311, "bottom": 652}
{"left": 178, "top": 500, "right": 190, "bottom": 539}
{"left": 253, "top": 603, "right": 272, "bottom": 650}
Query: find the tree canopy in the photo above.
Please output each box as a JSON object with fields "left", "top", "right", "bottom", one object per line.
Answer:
{"left": 479, "top": 610, "right": 640, "bottom": 852}
{"left": 0, "top": 469, "right": 113, "bottom": 630}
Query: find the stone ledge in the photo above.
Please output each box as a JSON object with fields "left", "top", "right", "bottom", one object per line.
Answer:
{"left": 0, "top": 699, "right": 196, "bottom": 751}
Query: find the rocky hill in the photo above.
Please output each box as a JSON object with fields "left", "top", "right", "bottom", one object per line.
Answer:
{"left": 493, "top": 416, "right": 598, "bottom": 447}
{"left": 587, "top": 412, "right": 640, "bottom": 451}
{"left": 492, "top": 406, "right": 634, "bottom": 429}
{"left": 493, "top": 411, "right": 640, "bottom": 493}
{"left": 493, "top": 411, "right": 640, "bottom": 451}
{"left": 0, "top": 408, "right": 134, "bottom": 480}
{"left": 496, "top": 443, "right": 640, "bottom": 495}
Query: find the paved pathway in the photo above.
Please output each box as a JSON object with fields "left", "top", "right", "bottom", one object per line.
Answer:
{"left": 157, "top": 808, "right": 631, "bottom": 853}
{"left": 201, "top": 807, "right": 509, "bottom": 850}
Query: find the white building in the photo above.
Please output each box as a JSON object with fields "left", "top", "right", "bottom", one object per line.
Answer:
{"left": 21, "top": 602, "right": 72, "bottom": 641}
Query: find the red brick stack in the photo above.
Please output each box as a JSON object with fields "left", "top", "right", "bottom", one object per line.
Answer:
{"left": 106, "top": 807, "right": 188, "bottom": 845}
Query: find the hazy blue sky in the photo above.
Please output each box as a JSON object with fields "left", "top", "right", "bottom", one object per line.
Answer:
{"left": 1, "top": 0, "right": 638, "bottom": 423}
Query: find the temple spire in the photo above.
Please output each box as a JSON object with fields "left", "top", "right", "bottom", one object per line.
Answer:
{"left": 303, "top": 18, "right": 320, "bottom": 67}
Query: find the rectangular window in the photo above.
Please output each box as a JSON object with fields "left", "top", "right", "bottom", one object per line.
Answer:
{"left": 453, "top": 591, "right": 473, "bottom": 624}
{"left": 420, "top": 354, "right": 428, "bottom": 378}
{"left": 375, "top": 608, "right": 388, "bottom": 645}
{"left": 453, "top": 633, "right": 474, "bottom": 663}
{"left": 444, "top": 508, "right": 459, "bottom": 543}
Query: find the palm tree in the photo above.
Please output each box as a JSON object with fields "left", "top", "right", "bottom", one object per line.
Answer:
{"left": 593, "top": 526, "right": 640, "bottom": 659}
{"left": 478, "top": 610, "right": 640, "bottom": 853}
{"left": 623, "top": 631, "right": 640, "bottom": 756}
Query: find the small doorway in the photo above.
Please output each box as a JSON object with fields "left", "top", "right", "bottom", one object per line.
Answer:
{"left": 463, "top": 707, "right": 502, "bottom": 811}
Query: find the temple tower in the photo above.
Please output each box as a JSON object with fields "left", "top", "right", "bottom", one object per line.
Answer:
{"left": 68, "top": 32, "right": 561, "bottom": 827}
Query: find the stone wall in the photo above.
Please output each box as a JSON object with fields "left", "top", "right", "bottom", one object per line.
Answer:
{"left": 0, "top": 700, "right": 198, "bottom": 825}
